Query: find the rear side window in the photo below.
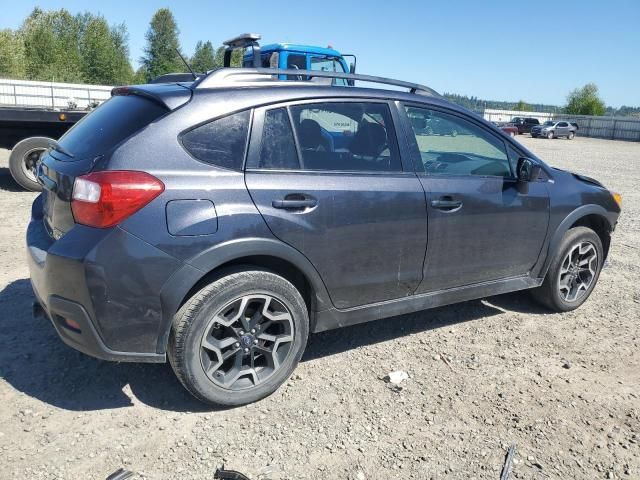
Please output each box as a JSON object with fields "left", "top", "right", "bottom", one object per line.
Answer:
{"left": 55, "top": 95, "right": 167, "bottom": 160}
{"left": 289, "top": 102, "right": 401, "bottom": 172}
{"left": 182, "top": 110, "right": 250, "bottom": 170}
{"left": 257, "top": 108, "right": 300, "bottom": 169}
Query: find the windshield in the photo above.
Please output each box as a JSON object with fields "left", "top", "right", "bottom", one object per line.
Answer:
{"left": 543, "top": 121, "right": 555, "bottom": 126}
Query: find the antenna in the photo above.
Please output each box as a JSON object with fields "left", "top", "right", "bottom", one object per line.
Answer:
{"left": 175, "top": 48, "right": 197, "bottom": 80}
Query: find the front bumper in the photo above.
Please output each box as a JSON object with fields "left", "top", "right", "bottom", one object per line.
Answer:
{"left": 27, "top": 195, "right": 179, "bottom": 362}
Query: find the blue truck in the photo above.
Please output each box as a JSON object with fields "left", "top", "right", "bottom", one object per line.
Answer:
{"left": 241, "top": 37, "right": 355, "bottom": 80}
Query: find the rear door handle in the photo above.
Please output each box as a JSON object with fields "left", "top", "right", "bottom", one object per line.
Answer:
{"left": 431, "top": 198, "right": 463, "bottom": 211}
{"left": 272, "top": 195, "right": 318, "bottom": 210}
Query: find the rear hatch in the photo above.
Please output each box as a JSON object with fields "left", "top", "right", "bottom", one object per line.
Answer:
{"left": 37, "top": 86, "right": 188, "bottom": 238}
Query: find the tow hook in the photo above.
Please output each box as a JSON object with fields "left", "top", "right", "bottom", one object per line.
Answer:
{"left": 32, "top": 301, "right": 45, "bottom": 319}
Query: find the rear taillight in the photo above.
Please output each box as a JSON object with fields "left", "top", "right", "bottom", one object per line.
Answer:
{"left": 71, "top": 171, "right": 164, "bottom": 228}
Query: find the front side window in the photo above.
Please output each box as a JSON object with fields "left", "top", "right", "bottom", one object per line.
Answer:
{"left": 310, "top": 56, "right": 347, "bottom": 86}
{"left": 310, "top": 57, "right": 345, "bottom": 73}
{"left": 289, "top": 102, "right": 401, "bottom": 172}
{"left": 405, "top": 106, "right": 512, "bottom": 177}
{"left": 287, "top": 54, "right": 306, "bottom": 70}
{"left": 181, "top": 110, "right": 250, "bottom": 170}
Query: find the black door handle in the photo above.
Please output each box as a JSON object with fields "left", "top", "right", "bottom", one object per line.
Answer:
{"left": 431, "top": 198, "right": 462, "bottom": 210}
{"left": 272, "top": 197, "right": 318, "bottom": 210}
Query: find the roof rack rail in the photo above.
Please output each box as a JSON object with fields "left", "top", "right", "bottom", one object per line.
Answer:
{"left": 193, "top": 68, "right": 441, "bottom": 97}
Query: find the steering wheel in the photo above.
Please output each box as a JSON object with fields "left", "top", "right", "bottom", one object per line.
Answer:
{"left": 289, "top": 64, "right": 303, "bottom": 81}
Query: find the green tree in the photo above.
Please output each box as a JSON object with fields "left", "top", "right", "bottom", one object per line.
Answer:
{"left": 215, "top": 46, "right": 243, "bottom": 68}
{"left": 109, "top": 23, "right": 134, "bottom": 84}
{"left": 0, "top": 29, "right": 26, "bottom": 78}
{"left": 21, "top": 8, "right": 83, "bottom": 82}
{"left": 132, "top": 67, "right": 148, "bottom": 84}
{"left": 140, "top": 8, "right": 183, "bottom": 81}
{"left": 79, "top": 16, "right": 115, "bottom": 84}
{"left": 565, "top": 83, "right": 606, "bottom": 116}
{"left": 513, "top": 100, "right": 530, "bottom": 111}
{"left": 190, "top": 40, "right": 216, "bottom": 73}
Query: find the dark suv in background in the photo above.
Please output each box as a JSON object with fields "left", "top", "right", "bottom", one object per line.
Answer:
{"left": 509, "top": 116, "right": 540, "bottom": 134}
{"left": 28, "top": 68, "right": 621, "bottom": 406}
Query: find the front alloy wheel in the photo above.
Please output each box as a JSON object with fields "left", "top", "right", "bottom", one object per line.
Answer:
{"left": 558, "top": 242, "right": 598, "bottom": 303}
{"left": 530, "top": 226, "right": 604, "bottom": 312}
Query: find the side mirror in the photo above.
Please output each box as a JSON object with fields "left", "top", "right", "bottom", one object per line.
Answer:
{"left": 517, "top": 157, "right": 542, "bottom": 182}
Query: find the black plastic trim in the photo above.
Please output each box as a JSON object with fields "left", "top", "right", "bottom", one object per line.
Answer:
{"left": 45, "top": 295, "right": 165, "bottom": 363}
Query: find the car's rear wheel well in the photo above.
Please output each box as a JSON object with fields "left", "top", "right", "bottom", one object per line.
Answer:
{"left": 569, "top": 214, "right": 611, "bottom": 258}
{"left": 179, "top": 255, "right": 315, "bottom": 324}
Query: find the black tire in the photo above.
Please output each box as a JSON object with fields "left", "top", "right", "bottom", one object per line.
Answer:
{"left": 168, "top": 269, "right": 309, "bottom": 406}
{"left": 568, "top": 131, "right": 575, "bottom": 140}
{"left": 8, "top": 136, "right": 51, "bottom": 191}
{"left": 531, "top": 227, "right": 604, "bottom": 312}
{"left": 546, "top": 131, "right": 554, "bottom": 139}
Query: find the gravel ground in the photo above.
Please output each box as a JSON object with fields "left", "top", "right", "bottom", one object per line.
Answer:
{"left": 0, "top": 136, "right": 638, "bottom": 480}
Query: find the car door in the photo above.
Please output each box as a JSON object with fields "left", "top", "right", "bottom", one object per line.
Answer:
{"left": 401, "top": 103, "right": 550, "bottom": 293}
{"left": 556, "top": 121, "right": 569, "bottom": 137}
{"left": 245, "top": 100, "right": 428, "bottom": 309}
{"left": 525, "top": 118, "right": 536, "bottom": 133}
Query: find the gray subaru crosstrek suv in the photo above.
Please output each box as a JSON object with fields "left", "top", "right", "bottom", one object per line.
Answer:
{"left": 27, "top": 68, "right": 621, "bottom": 406}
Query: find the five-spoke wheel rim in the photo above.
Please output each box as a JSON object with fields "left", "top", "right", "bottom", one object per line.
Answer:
{"left": 200, "top": 294, "right": 294, "bottom": 390}
{"left": 558, "top": 241, "right": 598, "bottom": 303}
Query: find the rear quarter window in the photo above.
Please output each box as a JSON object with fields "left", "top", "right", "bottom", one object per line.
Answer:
{"left": 55, "top": 95, "right": 167, "bottom": 160}
{"left": 181, "top": 110, "right": 251, "bottom": 171}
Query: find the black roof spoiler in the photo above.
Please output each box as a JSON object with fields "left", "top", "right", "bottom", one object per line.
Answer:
{"left": 111, "top": 84, "right": 192, "bottom": 110}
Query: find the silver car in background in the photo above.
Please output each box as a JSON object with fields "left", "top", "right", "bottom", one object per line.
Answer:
{"left": 531, "top": 120, "right": 578, "bottom": 139}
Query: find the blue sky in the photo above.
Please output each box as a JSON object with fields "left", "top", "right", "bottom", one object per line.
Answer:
{"left": 3, "top": 0, "right": 639, "bottom": 107}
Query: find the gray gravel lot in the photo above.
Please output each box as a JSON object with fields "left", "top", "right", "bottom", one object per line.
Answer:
{"left": 0, "top": 136, "right": 638, "bottom": 479}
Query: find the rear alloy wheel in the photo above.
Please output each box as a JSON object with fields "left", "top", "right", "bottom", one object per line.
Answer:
{"left": 568, "top": 131, "right": 575, "bottom": 140}
{"left": 169, "top": 269, "right": 309, "bottom": 406}
{"left": 200, "top": 294, "right": 294, "bottom": 390}
{"left": 531, "top": 227, "right": 604, "bottom": 312}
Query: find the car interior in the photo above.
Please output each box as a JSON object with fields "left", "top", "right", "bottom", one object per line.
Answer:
{"left": 289, "top": 102, "right": 401, "bottom": 172}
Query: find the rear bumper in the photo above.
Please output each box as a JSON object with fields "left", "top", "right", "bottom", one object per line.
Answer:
{"left": 32, "top": 294, "right": 164, "bottom": 362}
{"left": 27, "top": 194, "right": 180, "bottom": 362}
